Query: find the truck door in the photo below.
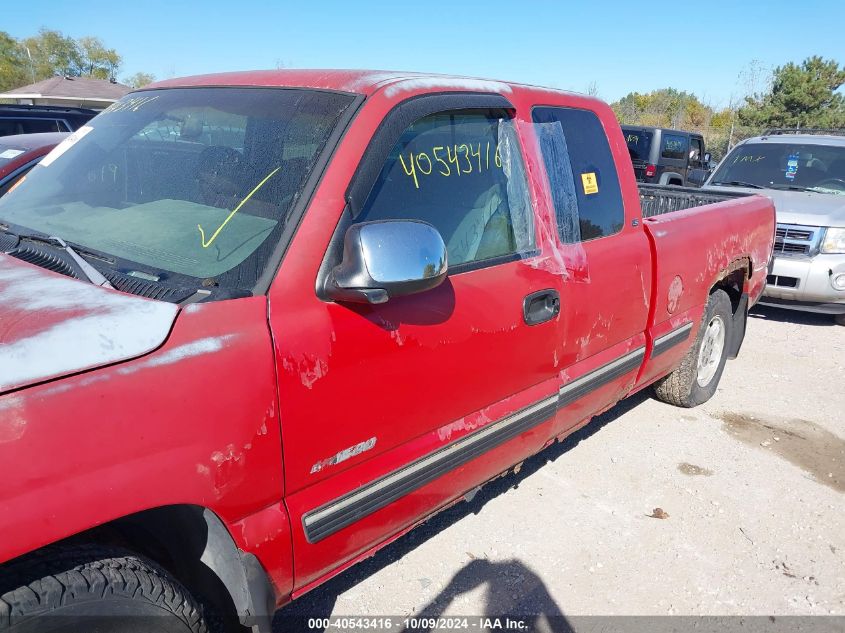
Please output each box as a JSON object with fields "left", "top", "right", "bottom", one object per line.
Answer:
{"left": 530, "top": 106, "right": 652, "bottom": 426}
{"left": 686, "top": 136, "right": 708, "bottom": 186}
{"left": 269, "top": 94, "right": 565, "bottom": 590}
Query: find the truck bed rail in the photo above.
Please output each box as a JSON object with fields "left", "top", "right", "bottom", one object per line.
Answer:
{"left": 639, "top": 184, "right": 751, "bottom": 218}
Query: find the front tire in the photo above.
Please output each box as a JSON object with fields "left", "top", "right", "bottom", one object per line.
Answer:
{"left": 0, "top": 545, "right": 211, "bottom": 633}
{"left": 835, "top": 313, "right": 845, "bottom": 326}
{"left": 653, "top": 289, "right": 733, "bottom": 408}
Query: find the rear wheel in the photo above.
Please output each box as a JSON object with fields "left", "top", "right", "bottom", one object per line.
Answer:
{"left": 653, "top": 289, "right": 733, "bottom": 408}
{"left": 0, "top": 545, "right": 211, "bottom": 633}
{"left": 834, "top": 313, "right": 845, "bottom": 326}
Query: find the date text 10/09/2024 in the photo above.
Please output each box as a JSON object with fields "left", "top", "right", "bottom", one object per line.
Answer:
{"left": 305, "top": 617, "right": 530, "bottom": 631}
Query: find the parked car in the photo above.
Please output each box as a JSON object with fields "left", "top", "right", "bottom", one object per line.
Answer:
{"left": 704, "top": 129, "right": 845, "bottom": 324}
{"left": 622, "top": 125, "right": 711, "bottom": 187}
{"left": 0, "top": 70, "right": 774, "bottom": 632}
{"left": 0, "top": 104, "right": 97, "bottom": 137}
{"left": 0, "top": 132, "right": 68, "bottom": 196}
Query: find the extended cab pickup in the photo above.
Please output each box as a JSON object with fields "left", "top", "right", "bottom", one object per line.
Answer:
{"left": 0, "top": 71, "right": 774, "bottom": 632}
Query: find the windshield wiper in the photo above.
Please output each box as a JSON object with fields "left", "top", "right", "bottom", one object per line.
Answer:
{"left": 807, "top": 186, "right": 845, "bottom": 195}
{"left": 768, "top": 184, "right": 812, "bottom": 192}
{"left": 710, "top": 180, "right": 765, "bottom": 189}
{"left": 16, "top": 233, "right": 115, "bottom": 289}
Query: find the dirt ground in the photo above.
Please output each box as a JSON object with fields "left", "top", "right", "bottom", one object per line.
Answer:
{"left": 277, "top": 306, "right": 844, "bottom": 623}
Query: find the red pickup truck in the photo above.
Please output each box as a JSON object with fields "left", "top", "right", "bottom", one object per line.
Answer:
{"left": 0, "top": 71, "right": 774, "bottom": 632}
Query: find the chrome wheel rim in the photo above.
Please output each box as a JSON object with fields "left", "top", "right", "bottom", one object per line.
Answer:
{"left": 696, "top": 315, "right": 725, "bottom": 387}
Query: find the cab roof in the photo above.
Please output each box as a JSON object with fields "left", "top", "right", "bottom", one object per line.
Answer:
{"left": 145, "top": 69, "right": 592, "bottom": 102}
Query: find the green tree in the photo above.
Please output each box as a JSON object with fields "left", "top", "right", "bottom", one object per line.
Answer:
{"left": 611, "top": 88, "right": 712, "bottom": 130}
{"left": 23, "top": 29, "right": 82, "bottom": 78}
{"left": 738, "top": 56, "right": 845, "bottom": 129}
{"left": 705, "top": 107, "right": 736, "bottom": 158}
{"left": 0, "top": 28, "right": 153, "bottom": 92}
{"left": 78, "top": 36, "right": 121, "bottom": 79}
{"left": 0, "top": 31, "right": 29, "bottom": 91}
{"left": 124, "top": 72, "right": 155, "bottom": 89}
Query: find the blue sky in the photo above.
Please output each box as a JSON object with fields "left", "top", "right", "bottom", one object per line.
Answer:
{"left": 4, "top": 0, "right": 844, "bottom": 108}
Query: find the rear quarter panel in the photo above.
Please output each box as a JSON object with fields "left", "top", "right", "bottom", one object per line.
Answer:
{"left": 637, "top": 195, "right": 775, "bottom": 386}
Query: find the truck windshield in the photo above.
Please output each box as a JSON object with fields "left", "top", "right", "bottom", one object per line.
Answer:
{"left": 622, "top": 128, "right": 653, "bottom": 162}
{"left": 0, "top": 87, "right": 354, "bottom": 288}
{"left": 711, "top": 142, "right": 845, "bottom": 194}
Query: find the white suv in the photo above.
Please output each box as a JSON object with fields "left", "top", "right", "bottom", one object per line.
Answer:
{"left": 704, "top": 129, "right": 845, "bottom": 325}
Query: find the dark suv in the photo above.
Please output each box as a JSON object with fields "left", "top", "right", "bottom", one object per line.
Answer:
{"left": 0, "top": 104, "right": 98, "bottom": 137}
{"left": 621, "top": 125, "right": 711, "bottom": 187}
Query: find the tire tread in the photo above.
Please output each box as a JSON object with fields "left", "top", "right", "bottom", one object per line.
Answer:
{"left": 0, "top": 545, "right": 208, "bottom": 632}
{"left": 653, "top": 289, "right": 732, "bottom": 408}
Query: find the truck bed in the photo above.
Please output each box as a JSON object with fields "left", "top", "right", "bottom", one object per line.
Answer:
{"left": 638, "top": 183, "right": 752, "bottom": 217}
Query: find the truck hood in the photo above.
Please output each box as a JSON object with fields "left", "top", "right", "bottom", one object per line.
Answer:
{"left": 0, "top": 254, "right": 179, "bottom": 393}
{"left": 702, "top": 185, "right": 845, "bottom": 227}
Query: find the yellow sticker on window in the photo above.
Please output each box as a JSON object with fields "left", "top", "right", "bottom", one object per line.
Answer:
{"left": 581, "top": 172, "right": 598, "bottom": 195}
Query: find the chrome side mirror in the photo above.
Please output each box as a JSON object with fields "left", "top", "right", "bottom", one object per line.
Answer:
{"left": 327, "top": 220, "right": 448, "bottom": 304}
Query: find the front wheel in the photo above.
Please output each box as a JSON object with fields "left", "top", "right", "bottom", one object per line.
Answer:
{"left": 834, "top": 313, "right": 845, "bottom": 326}
{"left": 0, "top": 545, "right": 211, "bottom": 633}
{"left": 653, "top": 289, "right": 733, "bottom": 408}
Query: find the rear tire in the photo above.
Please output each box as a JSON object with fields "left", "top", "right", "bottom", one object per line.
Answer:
{"left": 653, "top": 289, "right": 733, "bottom": 408}
{"left": 835, "top": 313, "right": 845, "bottom": 326}
{"left": 0, "top": 545, "right": 211, "bottom": 633}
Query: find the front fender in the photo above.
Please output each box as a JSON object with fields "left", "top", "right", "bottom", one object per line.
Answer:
{"left": 0, "top": 297, "right": 284, "bottom": 575}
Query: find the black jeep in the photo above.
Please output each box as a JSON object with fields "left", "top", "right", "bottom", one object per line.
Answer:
{"left": 621, "top": 125, "right": 711, "bottom": 187}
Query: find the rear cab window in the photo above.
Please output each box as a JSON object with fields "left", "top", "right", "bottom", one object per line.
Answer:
{"left": 532, "top": 107, "right": 625, "bottom": 243}
{"left": 354, "top": 109, "right": 535, "bottom": 270}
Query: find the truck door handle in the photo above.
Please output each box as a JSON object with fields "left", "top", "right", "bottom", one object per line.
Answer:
{"left": 523, "top": 289, "right": 560, "bottom": 325}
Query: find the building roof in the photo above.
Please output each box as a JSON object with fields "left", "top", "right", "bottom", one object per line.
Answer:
{"left": 0, "top": 76, "right": 131, "bottom": 104}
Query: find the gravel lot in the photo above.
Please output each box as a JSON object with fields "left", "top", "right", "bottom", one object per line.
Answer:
{"left": 277, "top": 306, "right": 844, "bottom": 624}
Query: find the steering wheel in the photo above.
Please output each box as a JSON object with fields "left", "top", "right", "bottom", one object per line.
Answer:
{"left": 814, "top": 178, "right": 845, "bottom": 191}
